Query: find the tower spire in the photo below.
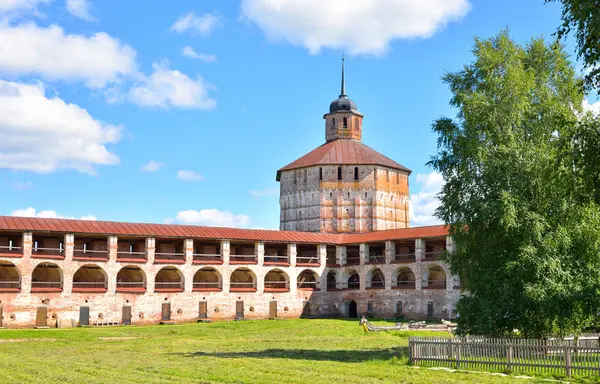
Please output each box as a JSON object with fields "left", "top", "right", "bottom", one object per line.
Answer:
{"left": 340, "top": 54, "right": 346, "bottom": 98}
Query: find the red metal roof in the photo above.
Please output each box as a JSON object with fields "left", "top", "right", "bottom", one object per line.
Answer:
{"left": 276, "top": 139, "right": 411, "bottom": 180}
{"left": 0, "top": 216, "right": 447, "bottom": 244}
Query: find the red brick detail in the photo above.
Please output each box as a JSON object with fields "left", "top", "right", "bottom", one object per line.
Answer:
{"left": 229, "top": 288, "right": 257, "bottom": 292}
{"left": 192, "top": 260, "right": 223, "bottom": 265}
{"left": 30, "top": 288, "right": 62, "bottom": 292}
{"left": 72, "top": 288, "right": 108, "bottom": 293}
{"left": 0, "top": 253, "right": 23, "bottom": 258}
{"left": 192, "top": 288, "right": 222, "bottom": 292}
{"left": 116, "top": 287, "right": 146, "bottom": 293}
{"left": 72, "top": 257, "right": 107, "bottom": 262}
{"left": 116, "top": 258, "right": 147, "bottom": 263}
{"left": 229, "top": 261, "right": 258, "bottom": 265}
{"left": 296, "top": 263, "right": 320, "bottom": 267}
{"left": 263, "top": 288, "right": 290, "bottom": 292}
{"left": 153, "top": 259, "right": 185, "bottom": 264}
{"left": 298, "top": 288, "right": 320, "bottom": 291}
{"left": 154, "top": 288, "right": 184, "bottom": 292}
{"left": 0, "top": 288, "right": 20, "bottom": 293}
{"left": 32, "top": 254, "right": 65, "bottom": 260}
{"left": 263, "top": 262, "right": 290, "bottom": 266}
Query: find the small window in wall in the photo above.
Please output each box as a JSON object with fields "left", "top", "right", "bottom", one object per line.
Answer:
{"left": 354, "top": 167, "right": 358, "bottom": 180}
{"left": 343, "top": 117, "right": 348, "bottom": 128}
{"left": 332, "top": 118, "right": 336, "bottom": 127}
{"left": 396, "top": 301, "right": 403, "bottom": 314}
{"left": 304, "top": 169, "right": 308, "bottom": 184}
{"left": 386, "top": 170, "right": 390, "bottom": 182}
{"left": 367, "top": 301, "right": 373, "bottom": 314}
{"left": 355, "top": 117, "right": 359, "bottom": 130}
{"left": 330, "top": 192, "right": 333, "bottom": 199}
{"left": 347, "top": 192, "right": 350, "bottom": 199}
{"left": 397, "top": 173, "right": 400, "bottom": 184}
{"left": 337, "top": 167, "right": 342, "bottom": 181}
{"left": 364, "top": 192, "right": 367, "bottom": 199}
{"left": 427, "top": 301, "right": 434, "bottom": 318}
{"left": 319, "top": 167, "right": 323, "bottom": 181}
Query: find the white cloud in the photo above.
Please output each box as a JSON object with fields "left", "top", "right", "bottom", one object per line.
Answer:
{"left": 12, "top": 181, "right": 33, "bottom": 190}
{"left": 66, "top": 0, "right": 94, "bottom": 21}
{"left": 141, "top": 160, "right": 164, "bottom": 172}
{"left": 182, "top": 46, "right": 216, "bottom": 63}
{"left": 127, "top": 62, "right": 216, "bottom": 109}
{"left": 11, "top": 207, "right": 97, "bottom": 220}
{"left": 170, "top": 12, "right": 220, "bottom": 37}
{"left": 0, "top": 0, "right": 50, "bottom": 13}
{"left": 0, "top": 79, "right": 121, "bottom": 174}
{"left": 410, "top": 171, "right": 444, "bottom": 226}
{"left": 249, "top": 187, "right": 278, "bottom": 197}
{"left": 173, "top": 209, "right": 251, "bottom": 227}
{"left": 0, "top": 23, "right": 136, "bottom": 88}
{"left": 583, "top": 99, "right": 600, "bottom": 116}
{"left": 176, "top": 170, "right": 203, "bottom": 181}
{"left": 241, "top": 0, "right": 470, "bottom": 55}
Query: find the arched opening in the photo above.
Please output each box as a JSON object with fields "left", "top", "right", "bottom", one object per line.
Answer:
{"left": 193, "top": 267, "right": 222, "bottom": 291}
{"left": 0, "top": 261, "right": 20, "bottom": 291}
{"left": 347, "top": 300, "right": 358, "bottom": 318}
{"left": 354, "top": 117, "right": 359, "bottom": 131}
{"left": 73, "top": 265, "right": 107, "bottom": 292}
{"left": 394, "top": 267, "right": 416, "bottom": 289}
{"left": 230, "top": 268, "right": 256, "bottom": 292}
{"left": 425, "top": 265, "right": 446, "bottom": 289}
{"left": 354, "top": 167, "right": 359, "bottom": 180}
{"left": 345, "top": 270, "right": 360, "bottom": 290}
{"left": 343, "top": 117, "right": 348, "bottom": 128}
{"left": 264, "top": 269, "right": 289, "bottom": 292}
{"left": 337, "top": 166, "right": 342, "bottom": 180}
{"left": 31, "top": 263, "right": 62, "bottom": 292}
{"left": 327, "top": 271, "right": 338, "bottom": 290}
{"left": 367, "top": 268, "right": 385, "bottom": 289}
{"left": 297, "top": 269, "right": 319, "bottom": 290}
{"left": 116, "top": 265, "right": 146, "bottom": 292}
{"left": 155, "top": 267, "right": 184, "bottom": 292}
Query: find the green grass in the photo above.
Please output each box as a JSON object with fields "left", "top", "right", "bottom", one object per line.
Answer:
{"left": 0, "top": 319, "right": 572, "bottom": 383}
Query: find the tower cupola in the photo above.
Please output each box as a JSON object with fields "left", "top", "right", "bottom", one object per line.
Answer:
{"left": 324, "top": 57, "right": 363, "bottom": 142}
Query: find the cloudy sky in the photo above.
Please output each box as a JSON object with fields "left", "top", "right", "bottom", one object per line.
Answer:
{"left": 0, "top": 0, "right": 591, "bottom": 229}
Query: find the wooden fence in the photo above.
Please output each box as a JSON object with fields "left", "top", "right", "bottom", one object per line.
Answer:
{"left": 409, "top": 335, "right": 600, "bottom": 377}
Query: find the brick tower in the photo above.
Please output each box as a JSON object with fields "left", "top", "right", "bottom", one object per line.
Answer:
{"left": 277, "top": 58, "right": 411, "bottom": 233}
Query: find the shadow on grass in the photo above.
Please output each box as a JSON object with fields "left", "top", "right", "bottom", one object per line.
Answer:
{"left": 177, "top": 347, "right": 410, "bottom": 363}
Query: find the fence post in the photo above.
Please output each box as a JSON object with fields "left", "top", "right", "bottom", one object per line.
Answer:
{"left": 565, "top": 346, "right": 572, "bottom": 377}
{"left": 448, "top": 338, "right": 453, "bottom": 363}
{"left": 506, "top": 344, "right": 513, "bottom": 372}
{"left": 408, "top": 338, "right": 413, "bottom": 364}
{"left": 456, "top": 340, "right": 461, "bottom": 369}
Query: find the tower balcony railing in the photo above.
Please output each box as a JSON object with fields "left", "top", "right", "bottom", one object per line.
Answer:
{"left": 423, "top": 279, "right": 446, "bottom": 289}
{"left": 32, "top": 245, "right": 64, "bottom": 258}
{"left": 72, "top": 281, "right": 108, "bottom": 291}
{"left": 154, "top": 252, "right": 185, "bottom": 263}
{"left": 192, "top": 281, "right": 222, "bottom": 291}
{"left": 366, "top": 254, "right": 385, "bottom": 264}
{"left": 393, "top": 252, "right": 416, "bottom": 263}
{"left": 367, "top": 280, "right": 385, "bottom": 289}
{"left": 154, "top": 281, "right": 184, "bottom": 291}
{"left": 341, "top": 282, "right": 360, "bottom": 290}
{"left": 192, "top": 252, "right": 222, "bottom": 264}
{"left": 296, "top": 255, "right": 319, "bottom": 265}
{"left": 116, "top": 281, "right": 146, "bottom": 290}
{"left": 117, "top": 250, "right": 147, "bottom": 262}
{"left": 264, "top": 281, "right": 289, "bottom": 292}
{"left": 423, "top": 250, "right": 444, "bottom": 262}
{"left": 31, "top": 281, "right": 63, "bottom": 291}
{"left": 297, "top": 281, "right": 319, "bottom": 290}
{"left": 0, "top": 280, "right": 20, "bottom": 290}
{"left": 73, "top": 248, "right": 109, "bottom": 261}
{"left": 229, "top": 281, "right": 257, "bottom": 292}
{"left": 0, "top": 244, "right": 23, "bottom": 256}
{"left": 393, "top": 280, "right": 416, "bottom": 289}
{"left": 230, "top": 254, "right": 258, "bottom": 264}
{"left": 345, "top": 256, "right": 360, "bottom": 266}
{"left": 264, "top": 255, "right": 289, "bottom": 265}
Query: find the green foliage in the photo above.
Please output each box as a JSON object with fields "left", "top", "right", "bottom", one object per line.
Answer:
{"left": 546, "top": 0, "right": 600, "bottom": 89}
{"left": 428, "top": 30, "right": 600, "bottom": 338}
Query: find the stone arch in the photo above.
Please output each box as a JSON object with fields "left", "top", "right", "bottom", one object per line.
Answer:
{"left": 393, "top": 266, "right": 416, "bottom": 289}
{"left": 423, "top": 264, "right": 446, "bottom": 289}
{"left": 155, "top": 266, "right": 184, "bottom": 291}
{"left": 0, "top": 261, "right": 20, "bottom": 291}
{"left": 343, "top": 269, "right": 360, "bottom": 290}
{"left": 367, "top": 268, "right": 385, "bottom": 289}
{"left": 230, "top": 268, "right": 256, "bottom": 291}
{"left": 264, "top": 269, "right": 289, "bottom": 291}
{"left": 73, "top": 264, "right": 107, "bottom": 291}
{"left": 297, "top": 269, "right": 319, "bottom": 290}
{"left": 342, "top": 299, "right": 358, "bottom": 318}
{"left": 326, "top": 270, "right": 338, "bottom": 290}
{"left": 31, "top": 262, "right": 62, "bottom": 291}
{"left": 193, "top": 267, "right": 222, "bottom": 291}
{"left": 116, "top": 265, "right": 146, "bottom": 291}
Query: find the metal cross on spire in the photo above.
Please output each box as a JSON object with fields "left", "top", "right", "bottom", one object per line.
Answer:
{"left": 340, "top": 54, "right": 347, "bottom": 98}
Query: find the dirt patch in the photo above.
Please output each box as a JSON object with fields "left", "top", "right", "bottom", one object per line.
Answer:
{"left": 0, "top": 338, "right": 57, "bottom": 343}
{"left": 98, "top": 337, "right": 138, "bottom": 340}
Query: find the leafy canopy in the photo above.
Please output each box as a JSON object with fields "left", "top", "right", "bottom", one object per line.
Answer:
{"left": 429, "top": 30, "right": 600, "bottom": 338}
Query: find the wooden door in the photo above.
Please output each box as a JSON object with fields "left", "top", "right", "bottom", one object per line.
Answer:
{"left": 122, "top": 306, "right": 132, "bottom": 325}
{"left": 198, "top": 301, "right": 207, "bottom": 319}
{"left": 269, "top": 301, "right": 277, "bottom": 319}
{"left": 161, "top": 302, "right": 171, "bottom": 321}
{"left": 235, "top": 300, "right": 244, "bottom": 319}
{"left": 36, "top": 306, "right": 47, "bottom": 327}
{"left": 79, "top": 306, "right": 89, "bottom": 326}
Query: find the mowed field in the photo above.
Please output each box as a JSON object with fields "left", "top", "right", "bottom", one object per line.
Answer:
{"left": 0, "top": 319, "right": 562, "bottom": 384}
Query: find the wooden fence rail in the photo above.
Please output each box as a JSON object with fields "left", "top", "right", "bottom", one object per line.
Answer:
{"left": 409, "top": 335, "right": 600, "bottom": 377}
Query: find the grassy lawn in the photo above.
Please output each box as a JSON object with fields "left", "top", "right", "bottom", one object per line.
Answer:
{"left": 0, "top": 319, "right": 570, "bottom": 383}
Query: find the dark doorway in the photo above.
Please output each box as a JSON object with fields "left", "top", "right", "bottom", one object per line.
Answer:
{"left": 236, "top": 300, "right": 244, "bottom": 319}
{"left": 79, "top": 306, "right": 89, "bottom": 326}
{"left": 198, "top": 301, "right": 207, "bottom": 319}
{"left": 301, "top": 301, "right": 311, "bottom": 318}
{"left": 0, "top": 305, "right": 3, "bottom": 327}
{"left": 161, "top": 302, "right": 171, "bottom": 321}
{"left": 122, "top": 306, "right": 132, "bottom": 325}
{"left": 427, "top": 301, "right": 434, "bottom": 319}
{"left": 36, "top": 306, "right": 48, "bottom": 327}
{"left": 348, "top": 300, "right": 358, "bottom": 318}
{"left": 269, "top": 301, "right": 277, "bottom": 319}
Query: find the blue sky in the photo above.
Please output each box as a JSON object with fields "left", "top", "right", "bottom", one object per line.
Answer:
{"left": 0, "top": 0, "right": 592, "bottom": 229}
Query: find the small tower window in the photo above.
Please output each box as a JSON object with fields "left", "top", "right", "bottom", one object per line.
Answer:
{"left": 397, "top": 173, "right": 400, "bottom": 184}
{"left": 319, "top": 167, "right": 323, "bottom": 181}
{"left": 386, "top": 170, "right": 390, "bottom": 182}
{"left": 332, "top": 118, "right": 336, "bottom": 128}
{"left": 355, "top": 117, "right": 359, "bottom": 130}
{"left": 337, "top": 167, "right": 342, "bottom": 181}
{"left": 343, "top": 117, "right": 348, "bottom": 128}
{"left": 354, "top": 167, "right": 358, "bottom": 180}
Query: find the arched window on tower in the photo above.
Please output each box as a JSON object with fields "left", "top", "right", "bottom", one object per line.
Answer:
{"left": 332, "top": 118, "right": 336, "bottom": 128}
{"left": 355, "top": 117, "right": 359, "bottom": 130}
{"left": 343, "top": 117, "right": 348, "bottom": 128}
{"left": 337, "top": 167, "right": 342, "bottom": 181}
{"left": 319, "top": 167, "right": 323, "bottom": 181}
{"left": 354, "top": 167, "right": 359, "bottom": 180}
